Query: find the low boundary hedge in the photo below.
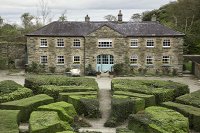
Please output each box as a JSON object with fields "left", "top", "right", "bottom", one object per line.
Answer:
{"left": 116, "top": 128, "right": 135, "bottom": 133}
{"left": 0, "top": 94, "right": 54, "bottom": 122}
{"left": 29, "top": 111, "right": 73, "bottom": 133}
{"left": 161, "top": 101, "right": 200, "bottom": 132}
{"left": 128, "top": 106, "right": 189, "bottom": 133}
{"left": 0, "top": 80, "right": 23, "bottom": 95}
{"left": 176, "top": 90, "right": 200, "bottom": 108}
{"left": 0, "top": 110, "right": 20, "bottom": 133}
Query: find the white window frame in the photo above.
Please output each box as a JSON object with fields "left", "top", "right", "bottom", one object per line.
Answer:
{"left": 57, "top": 38, "right": 64, "bottom": 47}
{"left": 146, "top": 39, "right": 154, "bottom": 48}
{"left": 130, "top": 39, "right": 138, "bottom": 48}
{"left": 130, "top": 55, "right": 138, "bottom": 65}
{"left": 98, "top": 39, "right": 112, "bottom": 48}
{"left": 163, "top": 39, "right": 171, "bottom": 48}
{"left": 57, "top": 56, "right": 65, "bottom": 65}
{"left": 146, "top": 56, "right": 154, "bottom": 65}
{"left": 40, "top": 39, "right": 48, "bottom": 47}
{"left": 40, "top": 56, "right": 48, "bottom": 64}
{"left": 162, "top": 56, "right": 170, "bottom": 65}
{"left": 73, "top": 39, "right": 81, "bottom": 47}
{"left": 73, "top": 56, "right": 80, "bottom": 64}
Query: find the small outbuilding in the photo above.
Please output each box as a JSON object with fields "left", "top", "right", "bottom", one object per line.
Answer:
{"left": 184, "top": 55, "right": 200, "bottom": 78}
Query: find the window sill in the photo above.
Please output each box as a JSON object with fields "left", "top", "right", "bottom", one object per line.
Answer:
{"left": 56, "top": 46, "right": 65, "bottom": 48}
{"left": 130, "top": 46, "right": 138, "bottom": 48}
{"left": 163, "top": 46, "right": 171, "bottom": 48}
{"left": 72, "top": 46, "right": 81, "bottom": 48}
{"left": 56, "top": 64, "right": 65, "bottom": 66}
{"left": 162, "top": 64, "right": 171, "bottom": 67}
{"left": 40, "top": 46, "right": 48, "bottom": 48}
{"left": 130, "top": 64, "right": 138, "bottom": 67}
{"left": 146, "top": 46, "right": 154, "bottom": 48}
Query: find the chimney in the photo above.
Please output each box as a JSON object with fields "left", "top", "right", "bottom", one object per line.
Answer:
{"left": 118, "top": 10, "right": 123, "bottom": 22}
{"left": 85, "top": 15, "right": 90, "bottom": 22}
{"left": 151, "top": 14, "right": 157, "bottom": 21}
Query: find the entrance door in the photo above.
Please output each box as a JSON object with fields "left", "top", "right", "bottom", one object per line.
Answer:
{"left": 96, "top": 54, "right": 114, "bottom": 72}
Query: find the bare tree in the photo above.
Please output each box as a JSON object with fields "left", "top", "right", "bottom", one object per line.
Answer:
{"left": 39, "top": 0, "right": 51, "bottom": 25}
{"left": 104, "top": 15, "right": 117, "bottom": 21}
{"left": 58, "top": 10, "right": 67, "bottom": 22}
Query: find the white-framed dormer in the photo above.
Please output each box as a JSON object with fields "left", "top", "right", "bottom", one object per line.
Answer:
{"left": 130, "top": 39, "right": 138, "bottom": 48}
{"left": 56, "top": 38, "right": 65, "bottom": 47}
{"left": 162, "top": 38, "right": 171, "bottom": 48}
{"left": 40, "top": 38, "right": 48, "bottom": 47}
{"left": 146, "top": 38, "right": 155, "bottom": 48}
{"left": 98, "top": 38, "right": 113, "bottom": 48}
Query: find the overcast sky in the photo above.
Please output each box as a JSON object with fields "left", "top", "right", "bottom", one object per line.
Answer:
{"left": 0, "top": 0, "right": 176, "bottom": 25}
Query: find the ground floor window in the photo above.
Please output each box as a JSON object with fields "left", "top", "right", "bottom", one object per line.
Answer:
{"left": 57, "top": 56, "right": 64, "bottom": 64}
{"left": 130, "top": 55, "right": 138, "bottom": 65}
{"left": 73, "top": 56, "right": 80, "bottom": 64}
{"left": 146, "top": 56, "right": 153, "bottom": 65}
{"left": 162, "top": 56, "right": 170, "bottom": 64}
{"left": 40, "top": 56, "right": 48, "bottom": 64}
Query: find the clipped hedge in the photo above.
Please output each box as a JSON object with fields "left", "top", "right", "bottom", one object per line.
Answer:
{"left": 0, "top": 87, "right": 33, "bottom": 103}
{"left": 176, "top": 90, "right": 200, "bottom": 108}
{"left": 0, "top": 110, "right": 20, "bottom": 133}
{"left": 114, "top": 91, "right": 155, "bottom": 107}
{"left": 0, "top": 80, "right": 23, "bottom": 95}
{"left": 0, "top": 94, "right": 54, "bottom": 122}
{"left": 38, "top": 101, "right": 77, "bottom": 124}
{"left": 162, "top": 101, "right": 200, "bottom": 132}
{"left": 116, "top": 128, "right": 135, "bottom": 133}
{"left": 25, "top": 75, "right": 98, "bottom": 92}
{"left": 29, "top": 111, "right": 73, "bottom": 133}
{"left": 128, "top": 106, "right": 189, "bottom": 133}
{"left": 67, "top": 95, "right": 100, "bottom": 118}
{"left": 38, "top": 85, "right": 97, "bottom": 99}
{"left": 105, "top": 95, "right": 145, "bottom": 127}
{"left": 112, "top": 79, "right": 189, "bottom": 104}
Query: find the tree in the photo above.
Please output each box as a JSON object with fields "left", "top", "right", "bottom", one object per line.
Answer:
{"left": 38, "top": 0, "right": 51, "bottom": 25}
{"left": 104, "top": 15, "right": 117, "bottom": 21}
{"left": 0, "top": 16, "right": 3, "bottom": 26}
{"left": 130, "top": 13, "right": 142, "bottom": 22}
{"left": 58, "top": 10, "right": 67, "bottom": 22}
{"left": 21, "top": 13, "right": 34, "bottom": 29}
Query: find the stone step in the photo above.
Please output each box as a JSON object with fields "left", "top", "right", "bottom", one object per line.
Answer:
{"left": 19, "top": 123, "right": 29, "bottom": 133}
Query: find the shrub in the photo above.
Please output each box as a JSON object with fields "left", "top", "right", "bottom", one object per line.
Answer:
{"left": 85, "top": 64, "right": 96, "bottom": 76}
{"left": 161, "top": 101, "right": 200, "bottom": 131}
{"left": 67, "top": 95, "right": 101, "bottom": 118}
{"left": 0, "top": 80, "right": 23, "bottom": 95}
{"left": 38, "top": 102, "right": 77, "bottom": 124}
{"left": 29, "top": 111, "right": 73, "bottom": 133}
{"left": 176, "top": 90, "right": 200, "bottom": 108}
{"left": 38, "top": 85, "right": 97, "bottom": 99}
{"left": 49, "top": 67, "right": 56, "bottom": 73}
{"left": 114, "top": 91, "right": 155, "bottom": 107}
{"left": 113, "top": 63, "right": 124, "bottom": 75}
{"left": 104, "top": 95, "right": 145, "bottom": 127}
{"left": 26, "top": 62, "right": 45, "bottom": 74}
{"left": 0, "top": 87, "right": 33, "bottom": 103}
{"left": 128, "top": 106, "right": 189, "bottom": 133}
{"left": 0, "top": 56, "right": 7, "bottom": 69}
{"left": 0, "top": 94, "right": 54, "bottom": 122}
{"left": 0, "top": 110, "right": 20, "bottom": 133}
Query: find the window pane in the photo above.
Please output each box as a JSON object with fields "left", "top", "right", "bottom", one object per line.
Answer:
{"left": 57, "top": 56, "right": 64, "bottom": 64}
{"left": 73, "top": 39, "right": 81, "bottom": 47}
{"left": 162, "top": 56, "right": 170, "bottom": 64}
{"left": 146, "top": 56, "right": 153, "bottom": 65}
{"left": 40, "top": 56, "right": 47, "bottom": 63}
{"left": 73, "top": 56, "right": 80, "bottom": 64}
{"left": 163, "top": 39, "right": 171, "bottom": 47}
{"left": 98, "top": 39, "right": 112, "bottom": 48}
{"left": 40, "top": 39, "right": 47, "bottom": 47}
{"left": 130, "top": 55, "right": 138, "bottom": 64}
{"left": 130, "top": 39, "right": 138, "bottom": 47}
{"left": 57, "top": 39, "right": 64, "bottom": 47}
{"left": 146, "top": 39, "right": 154, "bottom": 47}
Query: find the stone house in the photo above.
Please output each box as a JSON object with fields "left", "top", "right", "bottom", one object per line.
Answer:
{"left": 26, "top": 11, "right": 184, "bottom": 75}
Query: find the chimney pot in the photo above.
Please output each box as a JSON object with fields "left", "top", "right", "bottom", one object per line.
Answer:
{"left": 85, "top": 15, "right": 90, "bottom": 22}
{"left": 118, "top": 10, "right": 123, "bottom": 22}
{"left": 151, "top": 14, "right": 157, "bottom": 21}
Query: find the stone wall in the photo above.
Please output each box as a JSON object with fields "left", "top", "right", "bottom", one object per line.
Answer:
{"left": 194, "top": 62, "right": 200, "bottom": 78}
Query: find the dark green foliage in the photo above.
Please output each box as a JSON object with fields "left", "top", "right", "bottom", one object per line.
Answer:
{"left": 37, "top": 102, "right": 77, "bottom": 124}
{"left": 116, "top": 128, "right": 135, "bottom": 133}
{"left": 0, "top": 80, "right": 22, "bottom": 95}
{"left": 0, "top": 87, "right": 33, "bottom": 103}
{"left": 113, "top": 63, "right": 124, "bottom": 75}
{"left": 114, "top": 91, "right": 155, "bottom": 107}
{"left": 0, "top": 94, "right": 54, "bottom": 122}
{"left": 85, "top": 64, "right": 96, "bottom": 76}
{"left": 105, "top": 95, "right": 145, "bottom": 127}
{"left": 161, "top": 101, "right": 200, "bottom": 131}
{"left": 128, "top": 106, "right": 189, "bottom": 133}
{"left": 0, "top": 110, "right": 20, "bottom": 133}
{"left": 176, "top": 90, "right": 200, "bottom": 108}
{"left": 38, "top": 85, "right": 96, "bottom": 100}
{"left": 26, "top": 62, "right": 45, "bottom": 74}
{"left": 49, "top": 66, "right": 56, "bottom": 73}
{"left": 29, "top": 111, "right": 73, "bottom": 133}
{"left": 0, "top": 56, "right": 7, "bottom": 69}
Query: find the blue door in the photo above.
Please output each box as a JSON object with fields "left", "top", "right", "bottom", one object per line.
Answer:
{"left": 96, "top": 55, "right": 114, "bottom": 72}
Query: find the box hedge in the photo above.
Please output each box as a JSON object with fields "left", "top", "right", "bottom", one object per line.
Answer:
{"left": 104, "top": 95, "right": 145, "bottom": 127}
{"left": 38, "top": 85, "right": 97, "bottom": 99}
{"left": 114, "top": 91, "right": 155, "bottom": 107}
{"left": 0, "top": 94, "right": 54, "bottom": 122}
{"left": 0, "top": 80, "right": 23, "bottom": 95}
{"left": 176, "top": 90, "right": 200, "bottom": 108}
{"left": 0, "top": 87, "right": 33, "bottom": 103}
{"left": 128, "top": 106, "right": 189, "bottom": 133}
{"left": 29, "top": 111, "right": 73, "bottom": 133}
{"left": 116, "top": 128, "right": 135, "bottom": 133}
{"left": 38, "top": 101, "right": 77, "bottom": 124}
{"left": 25, "top": 75, "right": 98, "bottom": 93}
{"left": 0, "top": 110, "right": 20, "bottom": 133}
{"left": 67, "top": 95, "right": 101, "bottom": 118}
{"left": 112, "top": 79, "right": 189, "bottom": 104}
{"left": 161, "top": 101, "right": 200, "bottom": 132}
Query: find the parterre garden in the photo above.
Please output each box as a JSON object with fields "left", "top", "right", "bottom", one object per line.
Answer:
{"left": 0, "top": 76, "right": 200, "bottom": 133}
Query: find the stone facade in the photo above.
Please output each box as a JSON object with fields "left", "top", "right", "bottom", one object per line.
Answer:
{"left": 27, "top": 25, "right": 183, "bottom": 75}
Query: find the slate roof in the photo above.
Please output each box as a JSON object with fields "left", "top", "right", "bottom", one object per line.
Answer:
{"left": 183, "top": 55, "right": 200, "bottom": 64}
{"left": 26, "top": 21, "right": 185, "bottom": 37}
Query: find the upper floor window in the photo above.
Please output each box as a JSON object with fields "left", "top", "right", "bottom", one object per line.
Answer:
{"left": 73, "top": 39, "right": 81, "bottom": 47}
{"left": 73, "top": 56, "right": 80, "bottom": 64}
{"left": 57, "top": 56, "right": 64, "bottom": 64}
{"left": 146, "top": 39, "right": 154, "bottom": 47}
{"left": 40, "top": 39, "right": 47, "bottom": 47}
{"left": 146, "top": 56, "right": 153, "bottom": 65}
{"left": 40, "top": 56, "right": 48, "bottom": 64}
{"left": 163, "top": 39, "right": 171, "bottom": 47}
{"left": 98, "top": 39, "right": 112, "bottom": 48}
{"left": 162, "top": 56, "right": 170, "bottom": 65}
{"left": 130, "top": 55, "right": 138, "bottom": 65}
{"left": 57, "top": 38, "right": 64, "bottom": 47}
{"left": 130, "top": 39, "right": 138, "bottom": 47}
